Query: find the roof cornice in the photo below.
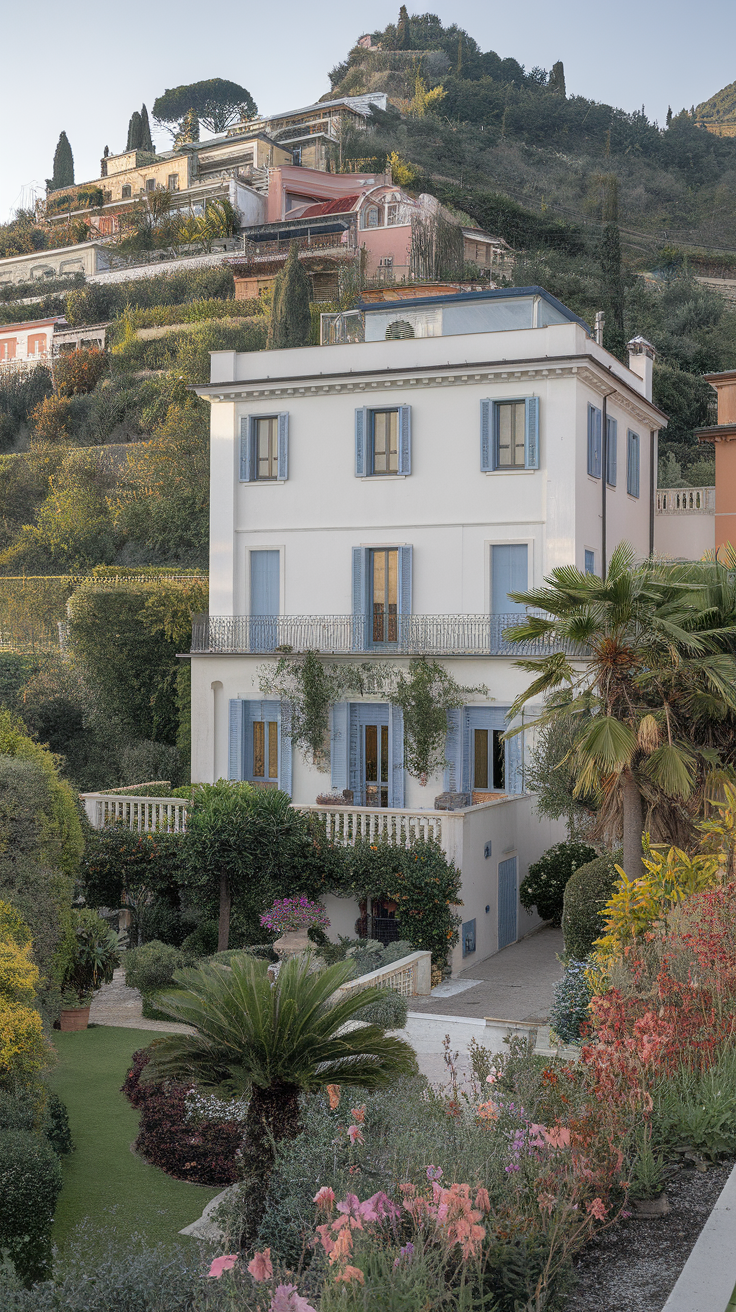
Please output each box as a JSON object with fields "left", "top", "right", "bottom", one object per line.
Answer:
{"left": 194, "top": 352, "right": 667, "bottom": 428}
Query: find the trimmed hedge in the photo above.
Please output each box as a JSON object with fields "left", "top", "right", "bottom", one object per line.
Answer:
{"left": 122, "top": 297, "right": 263, "bottom": 329}
{"left": 561, "top": 854, "right": 619, "bottom": 959}
{"left": 124, "top": 940, "right": 184, "bottom": 994}
{"left": 0, "top": 1128, "right": 62, "bottom": 1284}
{"left": 122, "top": 1049, "right": 243, "bottom": 1185}
{"left": 520, "top": 841, "right": 597, "bottom": 927}
{"left": 65, "top": 266, "right": 236, "bottom": 326}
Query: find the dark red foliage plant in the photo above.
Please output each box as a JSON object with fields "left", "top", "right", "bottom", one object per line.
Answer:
{"left": 122, "top": 1049, "right": 244, "bottom": 1185}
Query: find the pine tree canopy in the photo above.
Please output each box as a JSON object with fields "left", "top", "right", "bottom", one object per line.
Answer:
{"left": 153, "top": 79, "right": 257, "bottom": 136}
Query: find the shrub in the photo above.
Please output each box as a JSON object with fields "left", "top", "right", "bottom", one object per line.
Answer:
{"left": 0, "top": 1088, "right": 73, "bottom": 1155}
{"left": 0, "top": 709, "right": 83, "bottom": 879}
{"left": 0, "top": 1128, "right": 62, "bottom": 1283}
{"left": 520, "top": 840, "right": 597, "bottom": 926}
{"left": 562, "top": 855, "right": 618, "bottom": 959}
{"left": 354, "top": 989, "right": 408, "bottom": 1029}
{"left": 65, "top": 266, "right": 236, "bottom": 325}
{"left": 340, "top": 837, "right": 462, "bottom": 967}
{"left": 548, "top": 959, "right": 592, "bottom": 1043}
{"left": 122, "top": 1049, "right": 243, "bottom": 1185}
{"left": 81, "top": 827, "right": 184, "bottom": 945}
{"left": 54, "top": 348, "right": 108, "bottom": 398}
{"left": 180, "top": 921, "right": 218, "bottom": 959}
{"left": 124, "top": 940, "right": 183, "bottom": 993}
{"left": 28, "top": 394, "right": 72, "bottom": 442}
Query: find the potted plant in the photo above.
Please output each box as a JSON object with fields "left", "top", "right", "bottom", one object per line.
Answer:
{"left": 59, "top": 908, "right": 121, "bottom": 1032}
{"left": 259, "top": 897, "right": 330, "bottom": 960}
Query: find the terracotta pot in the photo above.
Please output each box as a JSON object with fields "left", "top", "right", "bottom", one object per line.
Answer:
{"left": 273, "top": 929, "right": 311, "bottom": 960}
{"left": 59, "top": 1006, "right": 91, "bottom": 1032}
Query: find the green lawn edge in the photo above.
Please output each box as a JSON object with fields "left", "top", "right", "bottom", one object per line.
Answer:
{"left": 49, "top": 1025, "right": 220, "bottom": 1256}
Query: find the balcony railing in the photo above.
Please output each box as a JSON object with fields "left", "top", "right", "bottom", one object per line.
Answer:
{"left": 191, "top": 614, "right": 573, "bottom": 657}
{"left": 656, "top": 487, "right": 715, "bottom": 514}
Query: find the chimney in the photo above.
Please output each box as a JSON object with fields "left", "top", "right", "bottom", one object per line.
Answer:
{"left": 627, "top": 336, "right": 656, "bottom": 402}
{"left": 594, "top": 310, "right": 605, "bottom": 346}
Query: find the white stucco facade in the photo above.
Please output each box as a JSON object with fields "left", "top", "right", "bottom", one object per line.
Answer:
{"left": 191, "top": 288, "right": 665, "bottom": 967}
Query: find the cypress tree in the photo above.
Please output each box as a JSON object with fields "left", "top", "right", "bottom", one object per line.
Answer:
{"left": 600, "top": 222, "right": 625, "bottom": 358}
{"left": 50, "top": 131, "right": 74, "bottom": 191}
{"left": 666, "top": 105, "right": 673, "bottom": 127}
{"left": 548, "top": 61, "right": 566, "bottom": 97}
{"left": 140, "top": 104, "right": 154, "bottom": 154}
{"left": 126, "top": 111, "right": 142, "bottom": 151}
{"left": 268, "top": 242, "right": 311, "bottom": 349}
{"left": 396, "top": 5, "right": 411, "bottom": 50}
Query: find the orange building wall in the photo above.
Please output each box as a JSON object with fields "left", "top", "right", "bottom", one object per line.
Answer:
{"left": 715, "top": 440, "right": 736, "bottom": 555}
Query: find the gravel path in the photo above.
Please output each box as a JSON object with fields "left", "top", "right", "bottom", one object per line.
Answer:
{"left": 89, "top": 968, "right": 191, "bottom": 1034}
{"left": 564, "top": 1161, "right": 734, "bottom": 1312}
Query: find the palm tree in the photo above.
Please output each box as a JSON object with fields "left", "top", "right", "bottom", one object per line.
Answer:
{"left": 504, "top": 544, "right": 736, "bottom": 878}
{"left": 145, "top": 953, "right": 417, "bottom": 1244}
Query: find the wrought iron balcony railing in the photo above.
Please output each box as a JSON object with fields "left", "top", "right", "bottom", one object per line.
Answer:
{"left": 190, "top": 614, "right": 573, "bottom": 657}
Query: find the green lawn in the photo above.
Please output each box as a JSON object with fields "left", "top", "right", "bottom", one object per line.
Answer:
{"left": 49, "top": 1025, "right": 220, "bottom": 1255}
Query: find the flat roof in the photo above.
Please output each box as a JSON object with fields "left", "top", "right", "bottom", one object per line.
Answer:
{"left": 0, "top": 317, "right": 64, "bottom": 332}
{"left": 359, "top": 285, "right": 591, "bottom": 334}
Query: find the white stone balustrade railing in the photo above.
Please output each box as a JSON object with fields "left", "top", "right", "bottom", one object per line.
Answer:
{"left": 335, "top": 951, "right": 432, "bottom": 999}
{"left": 80, "top": 792, "right": 190, "bottom": 833}
{"left": 656, "top": 487, "right": 715, "bottom": 514}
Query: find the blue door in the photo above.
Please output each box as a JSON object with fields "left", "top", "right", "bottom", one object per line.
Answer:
{"left": 250, "top": 550, "right": 279, "bottom": 650}
{"left": 491, "top": 544, "right": 528, "bottom": 614}
{"left": 498, "top": 856, "right": 518, "bottom": 950}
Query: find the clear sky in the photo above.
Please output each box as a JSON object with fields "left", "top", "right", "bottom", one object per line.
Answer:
{"left": 2, "top": 0, "right": 735, "bottom": 221}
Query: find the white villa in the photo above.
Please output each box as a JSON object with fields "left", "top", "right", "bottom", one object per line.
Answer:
{"left": 188, "top": 286, "right": 666, "bottom": 971}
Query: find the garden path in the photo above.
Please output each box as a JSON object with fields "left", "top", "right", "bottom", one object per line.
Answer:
{"left": 409, "top": 925, "right": 564, "bottom": 1022}
{"left": 89, "top": 968, "right": 191, "bottom": 1033}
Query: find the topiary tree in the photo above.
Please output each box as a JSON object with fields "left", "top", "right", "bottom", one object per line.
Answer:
{"left": 561, "top": 854, "right": 619, "bottom": 959}
{"left": 268, "top": 242, "right": 311, "bottom": 350}
{"left": 520, "top": 840, "right": 597, "bottom": 927}
{"left": 48, "top": 131, "right": 74, "bottom": 192}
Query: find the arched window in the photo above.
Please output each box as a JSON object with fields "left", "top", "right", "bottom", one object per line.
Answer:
{"left": 364, "top": 206, "right": 380, "bottom": 229}
{"left": 385, "top": 320, "right": 414, "bottom": 340}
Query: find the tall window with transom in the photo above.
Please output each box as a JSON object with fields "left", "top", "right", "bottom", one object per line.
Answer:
{"left": 370, "top": 548, "right": 398, "bottom": 644}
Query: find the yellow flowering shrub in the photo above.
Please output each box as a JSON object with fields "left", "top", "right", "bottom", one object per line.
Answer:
{"left": 0, "top": 899, "right": 47, "bottom": 1078}
{"left": 0, "top": 940, "right": 39, "bottom": 1005}
{"left": 0, "top": 1000, "right": 46, "bottom": 1079}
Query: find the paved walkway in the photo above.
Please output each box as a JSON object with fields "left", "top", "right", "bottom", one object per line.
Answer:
{"left": 409, "top": 925, "right": 564, "bottom": 1022}
{"left": 89, "top": 969, "right": 191, "bottom": 1034}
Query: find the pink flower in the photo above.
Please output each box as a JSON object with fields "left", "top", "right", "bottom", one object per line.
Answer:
{"left": 270, "top": 1284, "right": 317, "bottom": 1312}
{"left": 486, "top": 1071, "right": 498, "bottom": 1083}
{"left": 474, "top": 1187, "right": 491, "bottom": 1214}
{"left": 313, "top": 1186, "right": 335, "bottom": 1211}
{"left": 348, "top": 1124, "right": 364, "bottom": 1145}
{"left": 543, "top": 1124, "right": 571, "bottom": 1149}
{"left": 587, "top": 1197, "right": 608, "bottom": 1221}
{"left": 247, "top": 1248, "right": 273, "bottom": 1281}
{"left": 351, "top": 1104, "right": 366, "bottom": 1123}
{"left": 207, "top": 1254, "right": 238, "bottom": 1279}
{"left": 334, "top": 1266, "right": 365, "bottom": 1285}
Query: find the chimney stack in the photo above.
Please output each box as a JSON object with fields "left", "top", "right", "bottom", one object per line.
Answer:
{"left": 627, "top": 336, "right": 656, "bottom": 402}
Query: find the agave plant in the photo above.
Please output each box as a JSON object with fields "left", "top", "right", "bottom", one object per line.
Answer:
{"left": 145, "top": 952, "right": 417, "bottom": 1244}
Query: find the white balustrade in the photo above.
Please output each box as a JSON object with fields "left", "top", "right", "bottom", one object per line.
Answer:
{"left": 335, "top": 950, "right": 432, "bottom": 999}
{"left": 80, "top": 793, "right": 190, "bottom": 833}
{"left": 656, "top": 487, "right": 715, "bottom": 514}
{"left": 299, "top": 802, "right": 445, "bottom": 846}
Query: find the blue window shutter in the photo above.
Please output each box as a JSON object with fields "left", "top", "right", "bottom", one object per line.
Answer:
{"left": 524, "top": 397, "right": 539, "bottom": 469}
{"left": 505, "top": 724, "right": 523, "bottom": 795}
{"left": 228, "top": 699, "right": 245, "bottom": 780}
{"left": 461, "top": 709, "right": 471, "bottom": 794}
{"left": 628, "top": 430, "right": 640, "bottom": 497}
{"left": 398, "top": 545, "right": 412, "bottom": 624}
{"left": 355, "top": 407, "right": 367, "bottom": 477}
{"left": 389, "top": 704, "right": 405, "bottom": 807}
{"left": 250, "top": 551, "right": 279, "bottom": 616}
{"left": 277, "top": 412, "right": 289, "bottom": 480}
{"left": 398, "top": 404, "right": 411, "bottom": 475}
{"left": 239, "top": 417, "right": 253, "bottom": 482}
{"left": 445, "top": 707, "right": 462, "bottom": 791}
{"left": 352, "top": 547, "right": 367, "bottom": 650}
{"left": 480, "top": 399, "right": 492, "bottom": 472}
{"left": 606, "top": 417, "right": 617, "bottom": 486}
{"left": 278, "top": 702, "right": 293, "bottom": 797}
{"left": 348, "top": 703, "right": 362, "bottom": 803}
{"left": 587, "top": 404, "right": 602, "bottom": 478}
{"left": 330, "top": 703, "right": 349, "bottom": 793}
{"left": 491, "top": 544, "right": 528, "bottom": 615}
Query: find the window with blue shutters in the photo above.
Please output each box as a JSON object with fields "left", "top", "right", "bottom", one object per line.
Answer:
{"left": 227, "top": 699, "right": 292, "bottom": 796}
{"left": 352, "top": 545, "right": 412, "bottom": 647}
{"left": 480, "top": 398, "right": 539, "bottom": 471}
{"left": 627, "top": 430, "right": 640, "bottom": 498}
{"left": 344, "top": 702, "right": 405, "bottom": 807}
{"left": 491, "top": 544, "right": 528, "bottom": 615}
{"left": 584, "top": 549, "right": 596, "bottom": 576}
{"left": 587, "top": 404, "right": 602, "bottom": 478}
{"left": 606, "top": 416, "right": 617, "bottom": 487}
{"left": 240, "top": 414, "right": 289, "bottom": 481}
{"left": 447, "top": 706, "right": 523, "bottom": 797}
{"left": 355, "top": 406, "right": 411, "bottom": 476}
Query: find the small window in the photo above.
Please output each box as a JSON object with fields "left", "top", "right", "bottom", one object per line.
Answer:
{"left": 292, "top": 147, "right": 302, "bottom": 165}
{"left": 254, "top": 416, "right": 278, "bottom": 480}
{"left": 495, "top": 400, "right": 526, "bottom": 468}
{"left": 167, "top": 174, "right": 179, "bottom": 192}
{"left": 121, "top": 184, "right": 132, "bottom": 199}
{"left": 472, "top": 727, "right": 507, "bottom": 792}
{"left": 584, "top": 549, "right": 596, "bottom": 575}
{"left": 370, "top": 410, "right": 399, "bottom": 474}
{"left": 386, "top": 203, "right": 400, "bottom": 225}
{"left": 627, "top": 430, "right": 640, "bottom": 498}
{"left": 145, "top": 178, "right": 156, "bottom": 192}
{"left": 587, "top": 404, "right": 602, "bottom": 478}
{"left": 364, "top": 206, "right": 380, "bottom": 228}
{"left": 252, "top": 720, "right": 279, "bottom": 779}
{"left": 385, "top": 319, "right": 413, "bottom": 340}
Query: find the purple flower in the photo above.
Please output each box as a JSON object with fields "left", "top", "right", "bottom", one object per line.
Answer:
{"left": 393, "top": 1242, "right": 415, "bottom": 1269}
{"left": 426, "top": 1165, "right": 443, "bottom": 1181}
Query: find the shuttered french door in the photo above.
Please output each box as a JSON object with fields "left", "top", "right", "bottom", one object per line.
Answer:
{"left": 498, "top": 856, "right": 518, "bottom": 950}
